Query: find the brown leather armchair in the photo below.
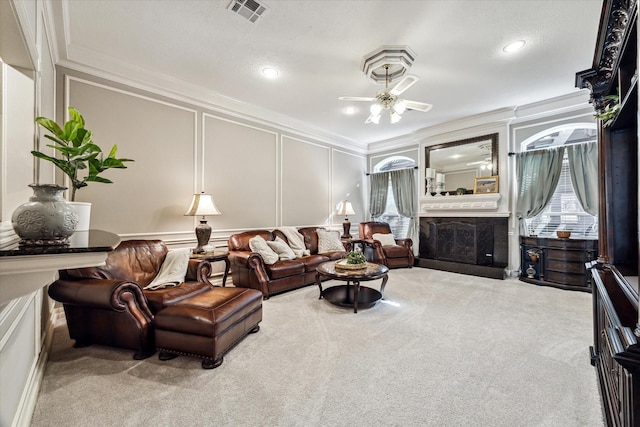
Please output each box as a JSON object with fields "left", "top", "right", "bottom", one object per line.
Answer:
{"left": 359, "top": 222, "right": 415, "bottom": 268}
{"left": 49, "top": 240, "right": 214, "bottom": 359}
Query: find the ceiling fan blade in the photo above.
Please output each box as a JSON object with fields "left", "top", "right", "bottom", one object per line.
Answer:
{"left": 404, "top": 100, "right": 433, "bottom": 112}
{"left": 338, "top": 96, "right": 376, "bottom": 102}
{"left": 389, "top": 74, "right": 420, "bottom": 96}
{"left": 365, "top": 113, "right": 381, "bottom": 124}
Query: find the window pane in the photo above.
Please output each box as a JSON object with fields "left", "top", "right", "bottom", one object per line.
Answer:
{"left": 373, "top": 157, "right": 415, "bottom": 238}
{"left": 522, "top": 128, "right": 598, "bottom": 239}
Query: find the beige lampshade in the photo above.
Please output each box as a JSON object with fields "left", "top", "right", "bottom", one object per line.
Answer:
{"left": 184, "top": 192, "right": 222, "bottom": 217}
{"left": 336, "top": 201, "right": 355, "bottom": 216}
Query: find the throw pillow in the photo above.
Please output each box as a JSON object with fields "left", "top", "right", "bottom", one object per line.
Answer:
{"left": 267, "top": 236, "right": 297, "bottom": 260}
{"left": 372, "top": 232, "right": 397, "bottom": 247}
{"left": 317, "top": 229, "right": 345, "bottom": 253}
{"left": 249, "top": 235, "right": 279, "bottom": 265}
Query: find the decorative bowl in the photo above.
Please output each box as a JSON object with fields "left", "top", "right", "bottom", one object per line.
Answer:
{"left": 335, "top": 259, "right": 367, "bottom": 270}
{"left": 556, "top": 230, "right": 571, "bottom": 239}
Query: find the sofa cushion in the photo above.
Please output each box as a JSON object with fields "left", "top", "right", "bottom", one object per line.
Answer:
{"left": 317, "top": 229, "right": 345, "bottom": 253}
{"left": 383, "top": 245, "right": 412, "bottom": 259}
{"left": 264, "top": 259, "right": 305, "bottom": 279}
{"left": 298, "top": 254, "right": 331, "bottom": 272}
{"left": 267, "top": 237, "right": 297, "bottom": 260}
{"left": 144, "top": 281, "right": 212, "bottom": 313}
{"left": 249, "top": 235, "right": 279, "bottom": 265}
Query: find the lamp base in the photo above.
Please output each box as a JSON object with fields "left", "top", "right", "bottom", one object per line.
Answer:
{"left": 193, "top": 220, "right": 211, "bottom": 254}
{"left": 341, "top": 218, "right": 352, "bottom": 239}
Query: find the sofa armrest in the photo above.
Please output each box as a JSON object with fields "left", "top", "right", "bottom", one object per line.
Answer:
{"left": 361, "top": 239, "right": 387, "bottom": 264}
{"left": 48, "top": 278, "right": 153, "bottom": 319}
{"left": 229, "top": 251, "right": 270, "bottom": 297}
{"left": 395, "top": 238, "right": 413, "bottom": 250}
{"left": 185, "top": 259, "right": 213, "bottom": 286}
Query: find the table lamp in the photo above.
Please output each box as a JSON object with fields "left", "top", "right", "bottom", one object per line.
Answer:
{"left": 337, "top": 200, "right": 356, "bottom": 238}
{"left": 185, "top": 192, "right": 221, "bottom": 254}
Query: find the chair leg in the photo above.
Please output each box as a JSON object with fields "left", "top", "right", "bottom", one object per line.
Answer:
{"left": 158, "top": 350, "right": 179, "bottom": 361}
{"left": 202, "top": 357, "right": 223, "bottom": 369}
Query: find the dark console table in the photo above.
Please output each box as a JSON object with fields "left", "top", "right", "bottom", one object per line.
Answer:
{"left": 0, "top": 229, "right": 120, "bottom": 305}
{"left": 519, "top": 236, "right": 597, "bottom": 292}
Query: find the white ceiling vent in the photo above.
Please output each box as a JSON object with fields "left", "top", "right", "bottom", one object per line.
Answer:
{"left": 228, "top": 0, "right": 268, "bottom": 23}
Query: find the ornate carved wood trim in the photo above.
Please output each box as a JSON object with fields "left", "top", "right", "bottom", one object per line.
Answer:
{"left": 575, "top": 0, "right": 637, "bottom": 111}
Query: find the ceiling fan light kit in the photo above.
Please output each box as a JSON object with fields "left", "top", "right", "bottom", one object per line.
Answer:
{"left": 340, "top": 45, "right": 432, "bottom": 125}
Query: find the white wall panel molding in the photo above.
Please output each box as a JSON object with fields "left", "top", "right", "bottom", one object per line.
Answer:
{"left": 281, "top": 135, "right": 331, "bottom": 226}
{"left": 65, "top": 76, "right": 198, "bottom": 235}
{"left": 331, "top": 150, "right": 367, "bottom": 230}
{"left": 57, "top": 59, "right": 366, "bottom": 154}
{"left": 203, "top": 114, "right": 278, "bottom": 229}
{"left": 64, "top": 75, "right": 198, "bottom": 115}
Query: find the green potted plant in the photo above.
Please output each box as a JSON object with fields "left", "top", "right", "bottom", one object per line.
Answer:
{"left": 594, "top": 94, "right": 620, "bottom": 127}
{"left": 345, "top": 250, "right": 367, "bottom": 265}
{"left": 33, "top": 106, "right": 134, "bottom": 202}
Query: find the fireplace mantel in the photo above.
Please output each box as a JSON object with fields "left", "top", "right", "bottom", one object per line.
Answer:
{"left": 420, "top": 193, "right": 503, "bottom": 216}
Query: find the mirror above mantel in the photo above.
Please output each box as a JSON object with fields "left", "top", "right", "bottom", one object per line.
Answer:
{"left": 424, "top": 133, "right": 499, "bottom": 195}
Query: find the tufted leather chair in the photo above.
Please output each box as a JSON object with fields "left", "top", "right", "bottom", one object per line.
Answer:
{"left": 49, "top": 240, "right": 214, "bottom": 359}
{"left": 359, "top": 222, "right": 414, "bottom": 269}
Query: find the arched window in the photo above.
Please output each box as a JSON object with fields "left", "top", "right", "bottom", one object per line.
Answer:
{"left": 520, "top": 124, "right": 598, "bottom": 238}
{"left": 372, "top": 156, "right": 416, "bottom": 237}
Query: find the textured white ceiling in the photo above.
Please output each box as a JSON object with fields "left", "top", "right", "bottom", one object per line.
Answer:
{"left": 48, "top": 0, "right": 603, "bottom": 148}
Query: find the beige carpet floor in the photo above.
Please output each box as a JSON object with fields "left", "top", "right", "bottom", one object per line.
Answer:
{"left": 31, "top": 268, "right": 603, "bottom": 426}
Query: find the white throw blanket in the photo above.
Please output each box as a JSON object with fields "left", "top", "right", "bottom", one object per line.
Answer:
{"left": 144, "top": 248, "right": 191, "bottom": 290}
{"left": 277, "top": 227, "right": 310, "bottom": 257}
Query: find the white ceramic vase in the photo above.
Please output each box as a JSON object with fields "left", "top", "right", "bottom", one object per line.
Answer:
{"left": 68, "top": 201, "right": 92, "bottom": 231}
{"left": 11, "top": 184, "right": 78, "bottom": 245}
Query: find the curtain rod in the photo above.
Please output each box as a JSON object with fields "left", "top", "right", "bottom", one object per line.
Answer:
{"left": 508, "top": 140, "right": 596, "bottom": 156}
{"left": 365, "top": 166, "right": 418, "bottom": 176}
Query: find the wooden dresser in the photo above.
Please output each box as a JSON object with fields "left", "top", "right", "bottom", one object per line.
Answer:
{"left": 519, "top": 236, "right": 597, "bottom": 292}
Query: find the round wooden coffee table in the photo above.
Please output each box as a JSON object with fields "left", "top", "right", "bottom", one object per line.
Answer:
{"left": 316, "top": 261, "right": 389, "bottom": 313}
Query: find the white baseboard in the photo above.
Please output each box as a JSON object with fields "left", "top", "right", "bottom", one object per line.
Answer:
{"left": 12, "top": 311, "right": 56, "bottom": 427}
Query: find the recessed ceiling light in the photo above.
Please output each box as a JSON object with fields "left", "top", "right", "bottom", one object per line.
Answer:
{"left": 503, "top": 40, "right": 526, "bottom": 53}
{"left": 343, "top": 106, "right": 358, "bottom": 115}
{"left": 261, "top": 67, "right": 279, "bottom": 78}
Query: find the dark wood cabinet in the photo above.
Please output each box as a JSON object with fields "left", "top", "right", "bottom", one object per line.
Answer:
{"left": 519, "top": 236, "right": 597, "bottom": 292}
{"left": 576, "top": 0, "right": 639, "bottom": 425}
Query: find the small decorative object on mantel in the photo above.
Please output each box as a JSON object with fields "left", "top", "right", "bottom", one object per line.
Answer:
{"left": 455, "top": 187, "right": 467, "bottom": 195}
{"left": 32, "top": 107, "right": 134, "bottom": 230}
{"left": 556, "top": 230, "right": 571, "bottom": 239}
{"left": 11, "top": 184, "right": 78, "bottom": 246}
{"left": 335, "top": 250, "right": 367, "bottom": 270}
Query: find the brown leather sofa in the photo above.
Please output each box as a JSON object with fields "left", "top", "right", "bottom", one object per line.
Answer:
{"left": 359, "top": 221, "right": 415, "bottom": 269}
{"left": 228, "top": 227, "right": 348, "bottom": 298}
{"left": 49, "top": 240, "right": 262, "bottom": 368}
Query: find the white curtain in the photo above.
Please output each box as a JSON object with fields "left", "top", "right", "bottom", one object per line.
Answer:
{"left": 515, "top": 146, "right": 566, "bottom": 235}
{"left": 368, "top": 171, "right": 389, "bottom": 218}
{"left": 567, "top": 142, "right": 598, "bottom": 216}
{"left": 389, "top": 168, "right": 418, "bottom": 255}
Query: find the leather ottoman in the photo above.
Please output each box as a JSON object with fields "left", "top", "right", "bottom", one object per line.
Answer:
{"left": 154, "top": 287, "right": 262, "bottom": 369}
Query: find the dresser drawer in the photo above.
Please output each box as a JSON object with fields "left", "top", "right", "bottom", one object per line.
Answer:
{"left": 547, "top": 259, "right": 585, "bottom": 274}
{"left": 545, "top": 270, "right": 587, "bottom": 286}
{"left": 546, "top": 249, "right": 585, "bottom": 262}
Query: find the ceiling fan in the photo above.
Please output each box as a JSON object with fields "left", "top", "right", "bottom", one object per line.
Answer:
{"left": 339, "top": 65, "right": 432, "bottom": 124}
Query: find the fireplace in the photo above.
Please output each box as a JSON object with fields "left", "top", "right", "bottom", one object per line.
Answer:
{"left": 418, "top": 217, "right": 508, "bottom": 279}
